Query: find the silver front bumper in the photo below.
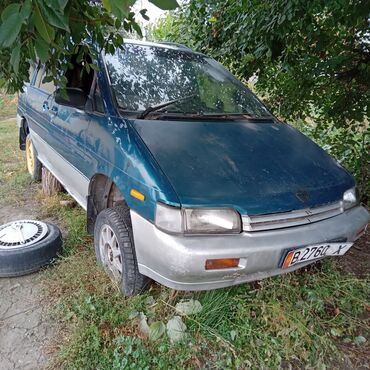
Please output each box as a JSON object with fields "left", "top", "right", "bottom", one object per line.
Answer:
{"left": 131, "top": 206, "right": 369, "bottom": 291}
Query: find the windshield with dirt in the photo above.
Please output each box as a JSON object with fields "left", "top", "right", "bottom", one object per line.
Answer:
{"left": 104, "top": 43, "right": 272, "bottom": 117}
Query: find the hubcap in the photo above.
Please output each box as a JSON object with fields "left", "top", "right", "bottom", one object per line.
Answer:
{"left": 26, "top": 138, "right": 35, "bottom": 174}
{"left": 99, "top": 224, "right": 122, "bottom": 280}
{"left": 0, "top": 220, "right": 48, "bottom": 249}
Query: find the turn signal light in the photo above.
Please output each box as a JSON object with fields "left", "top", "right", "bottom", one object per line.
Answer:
{"left": 205, "top": 258, "right": 240, "bottom": 270}
{"left": 282, "top": 251, "right": 294, "bottom": 269}
{"left": 130, "top": 189, "right": 145, "bottom": 201}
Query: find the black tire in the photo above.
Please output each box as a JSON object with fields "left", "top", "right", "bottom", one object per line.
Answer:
{"left": 94, "top": 205, "right": 151, "bottom": 296}
{"left": 25, "top": 134, "right": 42, "bottom": 182}
{"left": 0, "top": 223, "right": 62, "bottom": 277}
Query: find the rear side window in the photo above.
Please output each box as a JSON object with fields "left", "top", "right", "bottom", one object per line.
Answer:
{"left": 39, "top": 76, "right": 56, "bottom": 94}
{"left": 94, "top": 82, "right": 105, "bottom": 113}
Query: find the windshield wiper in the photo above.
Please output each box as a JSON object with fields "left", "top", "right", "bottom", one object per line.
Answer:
{"left": 138, "top": 94, "right": 197, "bottom": 119}
{"left": 200, "top": 113, "right": 273, "bottom": 120}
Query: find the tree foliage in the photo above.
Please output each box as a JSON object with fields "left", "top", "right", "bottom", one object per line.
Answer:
{"left": 0, "top": 0, "right": 178, "bottom": 92}
{"left": 152, "top": 0, "right": 370, "bottom": 198}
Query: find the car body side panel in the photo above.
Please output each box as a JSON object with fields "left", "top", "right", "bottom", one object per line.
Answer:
{"left": 30, "top": 129, "right": 89, "bottom": 208}
{"left": 84, "top": 114, "right": 180, "bottom": 221}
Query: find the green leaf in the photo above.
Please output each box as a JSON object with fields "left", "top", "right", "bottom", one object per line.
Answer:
{"left": 107, "top": 0, "right": 134, "bottom": 19}
{"left": 0, "top": 12, "right": 23, "bottom": 47}
{"left": 27, "top": 40, "right": 36, "bottom": 61}
{"left": 10, "top": 45, "right": 21, "bottom": 74}
{"left": 354, "top": 336, "right": 366, "bottom": 345}
{"left": 34, "top": 2, "right": 55, "bottom": 43}
{"left": 140, "top": 9, "right": 150, "bottom": 21}
{"left": 57, "top": 0, "right": 69, "bottom": 11}
{"left": 34, "top": 37, "right": 49, "bottom": 62}
{"left": 38, "top": 1, "right": 70, "bottom": 31}
{"left": 102, "top": 0, "right": 111, "bottom": 11}
{"left": 89, "top": 63, "right": 99, "bottom": 71}
{"left": 20, "top": 0, "right": 32, "bottom": 20}
{"left": 1, "top": 4, "right": 21, "bottom": 22}
{"left": 149, "top": 321, "right": 165, "bottom": 341}
{"left": 230, "top": 330, "right": 238, "bottom": 341}
{"left": 131, "top": 21, "right": 142, "bottom": 37}
{"left": 149, "top": 0, "right": 179, "bottom": 10}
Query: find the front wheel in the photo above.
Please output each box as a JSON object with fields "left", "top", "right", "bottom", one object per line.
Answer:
{"left": 94, "top": 205, "right": 151, "bottom": 296}
{"left": 25, "top": 134, "right": 42, "bottom": 181}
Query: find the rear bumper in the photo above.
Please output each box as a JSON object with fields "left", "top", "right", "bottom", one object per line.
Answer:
{"left": 131, "top": 206, "right": 369, "bottom": 291}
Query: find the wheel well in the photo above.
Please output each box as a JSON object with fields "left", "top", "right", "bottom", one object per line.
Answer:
{"left": 87, "top": 174, "right": 125, "bottom": 234}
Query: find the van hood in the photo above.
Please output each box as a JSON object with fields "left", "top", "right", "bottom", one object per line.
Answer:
{"left": 131, "top": 118, "right": 354, "bottom": 215}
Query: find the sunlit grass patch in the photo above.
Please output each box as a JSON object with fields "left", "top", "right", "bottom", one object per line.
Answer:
{"left": 0, "top": 92, "right": 18, "bottom": 120}
{"left": 0, "top": 119, "right": 33, "bottom": 204}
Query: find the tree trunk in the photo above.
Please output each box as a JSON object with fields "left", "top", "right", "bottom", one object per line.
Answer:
{"left": 41, "top": 167, "right": 63, "bottom": 196}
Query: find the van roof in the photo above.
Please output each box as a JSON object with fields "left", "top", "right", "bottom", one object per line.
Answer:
{"left": 123, "top": 39, "right": 193, "bottom": 53}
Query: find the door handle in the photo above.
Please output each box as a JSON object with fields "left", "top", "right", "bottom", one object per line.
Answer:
{"left": 42, "top": 101, "right": 49, "bottom": 112}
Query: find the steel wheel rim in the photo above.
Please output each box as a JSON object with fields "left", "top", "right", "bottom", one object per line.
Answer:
{"left": 99, "top": 224, "right": 122, "bottom": 280}
{"left": 26, "top": 138, "right": 34, "bottom": 174}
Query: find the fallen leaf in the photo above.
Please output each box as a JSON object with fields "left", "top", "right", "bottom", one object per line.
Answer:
{"left": 149, "top": 321, "right": 165, "bottom": 341}
{"left": 167, "top": 316, "right": 186, "bottom": 343}
{"left": 230, "top": 329, "right": 238, "bottom": 341}
{"left": 143, "top": 296, "right": 155, "bottom": 305}
{"left": 138, "top": 312, "right": 150, "bottom": 337}
{"left": 175, "top": 299, "right": 202, "bottom": 315}
{"left": 128, "top": 311, "right": 139, "bottom": 320}
{"left": 354, "top": 336, "right": 366, "bottom": 345}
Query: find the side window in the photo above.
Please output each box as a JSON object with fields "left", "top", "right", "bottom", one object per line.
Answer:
{"left": 94, "top": 82, "right": 105, "bottom": 113}
{"left": 39, "top": 74, "right": 56, "bottom": 95}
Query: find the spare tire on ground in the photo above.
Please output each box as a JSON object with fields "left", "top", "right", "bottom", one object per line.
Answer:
{"left": 0, "top": 220, "right": 62, "bottom": 277}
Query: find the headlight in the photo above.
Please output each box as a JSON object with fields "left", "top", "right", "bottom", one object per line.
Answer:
{"left": 155, "top": 203, "right": 241, "bottom": 234}
{"left": 183, "top": 208, "right": 241, "bottom": 234}
{"left": 343, "top": 187, "right": 359, "bottom": 210}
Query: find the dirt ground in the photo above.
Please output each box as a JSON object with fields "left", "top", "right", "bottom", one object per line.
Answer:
{"left": 0, "top": 195, "right": 58, "bottom": 370}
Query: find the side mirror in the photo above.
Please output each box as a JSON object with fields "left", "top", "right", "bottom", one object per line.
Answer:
{"left": 54, "top": 88, "right": 87, "bottom": 110}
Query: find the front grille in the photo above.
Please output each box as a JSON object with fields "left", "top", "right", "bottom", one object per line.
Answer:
{"left": 242, "top": 201, "right": 343, "bottom": 232}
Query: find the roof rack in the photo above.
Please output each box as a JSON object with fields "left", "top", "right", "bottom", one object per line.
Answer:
{"left": 159, "top": 41, "right": 193, "bottom": 52}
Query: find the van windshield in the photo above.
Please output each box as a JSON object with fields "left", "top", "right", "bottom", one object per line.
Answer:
{"left": 105, "top": 43, "right": 272, "bottom": 117}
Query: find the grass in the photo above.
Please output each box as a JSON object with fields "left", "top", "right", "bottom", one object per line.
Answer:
{"left": 44, "top": 238, "right": 369, "bottom": 369}
{"left": 0, "top": 92, "right": 18, "bottom": 120}
{"left": 0, "top": 118, "right": 32, "bottom": 205}
{"left": 0, "top": 104, "right": 368, "bottom": 369}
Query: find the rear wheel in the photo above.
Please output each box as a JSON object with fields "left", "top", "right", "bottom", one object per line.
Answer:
{"left": 25, "top": 135, "right": 42, "bottom": 181}
{"left": 94, "top": 205, "right": 151, "bottom": 296}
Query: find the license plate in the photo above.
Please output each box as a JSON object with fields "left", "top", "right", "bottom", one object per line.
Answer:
{"left": 282, "top": 242, "right": 353, "bottom": 269}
